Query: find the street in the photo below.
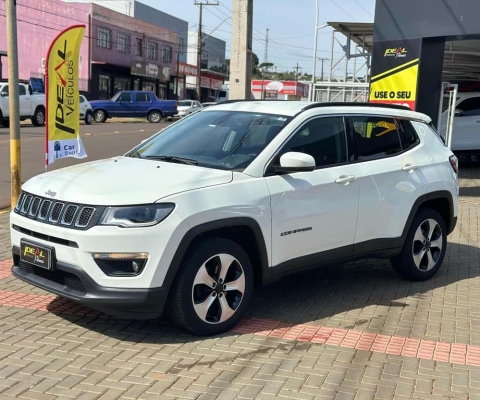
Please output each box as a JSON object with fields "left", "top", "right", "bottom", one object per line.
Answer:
{"left": 0, "top": 122, "right": 170, "bottom": 208}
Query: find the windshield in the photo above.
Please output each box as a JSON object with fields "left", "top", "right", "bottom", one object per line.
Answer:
{"left": 127, "top": 110, "right": 292, "bottom": 170}
{"left": 178, "top": 101, "right": 193, "bottom": 107}
{"left": 111, "top": 92, "right": 120, "bottom": 101}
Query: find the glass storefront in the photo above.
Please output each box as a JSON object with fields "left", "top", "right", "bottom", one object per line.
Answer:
{"left": 98, "top": 75, "right": 111, "bottom": 100}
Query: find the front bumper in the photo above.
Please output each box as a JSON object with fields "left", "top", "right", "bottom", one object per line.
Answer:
{"left": 11, "top": 246, "right": 168, "bottom": 319}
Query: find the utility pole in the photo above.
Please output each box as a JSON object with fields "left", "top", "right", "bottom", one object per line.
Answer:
{"left": 6, "top": 0, "right": 21, "bottom": 209}
{"left": 293, "top": 63, "right": 302, "bottom": 82}
{"left": 194, "top": 1, "right": 218, "bottom": 102}
{"left": 230, "top": 0, "right": 253, "bottom": 99}
{"left": 263, "top": 28, "right": 269, "bottom": 64}
{"left": 319, "top": 57, "right": 329, "bottom": 81}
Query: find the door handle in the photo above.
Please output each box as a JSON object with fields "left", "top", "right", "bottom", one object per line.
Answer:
{"left": 335, "top": 175, "right": 357, "bottom": 185}
{"left": 402, "top": 164, "right": 418, "bottom": 173}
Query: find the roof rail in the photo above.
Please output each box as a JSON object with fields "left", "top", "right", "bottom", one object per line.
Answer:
{"left": 302, "top": 102, "right": 411, "bottom": 111}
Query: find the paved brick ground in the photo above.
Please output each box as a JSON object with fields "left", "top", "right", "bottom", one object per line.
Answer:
{"left": 0, "top": 166, "right": 479, "bottom": 399}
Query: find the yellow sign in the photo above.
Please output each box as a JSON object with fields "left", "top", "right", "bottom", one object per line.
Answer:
{"left": 46, "top": 25, "right": 87, "bottom": 166}
{"left": 369, "top": 59, "right": 419, "bottom": 110}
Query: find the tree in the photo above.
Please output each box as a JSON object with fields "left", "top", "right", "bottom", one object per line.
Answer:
{"left": 252, "top": 52, "right": 259, "bottom": 75}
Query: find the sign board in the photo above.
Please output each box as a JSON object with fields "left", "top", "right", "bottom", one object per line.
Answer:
{"left": 369, "top": 38, "right": 421, "bottom": 110}
{"left": 178, "top": 62, "right": 198, "bottom": 76}
{"left": 131, "top": 61, "right": 170, "bottom": 80}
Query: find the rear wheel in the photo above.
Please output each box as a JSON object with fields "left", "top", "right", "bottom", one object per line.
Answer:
{"left": 391, "top": 208, "right": 447, "bottom": 281}
{"left": 168, "top": 238, "right": 254, "bottom": 336}
{"left": 93, "top": 110, "right": 107, "bottom": 123}
{"left": 32, "top": 107, "right": 45, "bottom": 126}
{"left": 147, "top": 110, "right": 162, "bottom": 123}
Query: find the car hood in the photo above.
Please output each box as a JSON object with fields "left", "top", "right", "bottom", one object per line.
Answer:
{"left": 22, "top": 157, "right": 233, "bottom": 205}
{"left": 89, "top": 100, "right": 112, "bottom": 107}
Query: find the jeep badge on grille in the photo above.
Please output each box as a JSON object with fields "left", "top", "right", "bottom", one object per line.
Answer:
{"left": 45, "top": 190, "right": 57, "bottom": 198}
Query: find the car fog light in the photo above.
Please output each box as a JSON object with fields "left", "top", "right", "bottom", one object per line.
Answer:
{"left": 92, "top": 253, "right": 148, "bottom": 276}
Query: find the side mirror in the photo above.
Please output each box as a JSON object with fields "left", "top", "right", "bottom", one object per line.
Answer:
{"left": 455, "top": 109, "right": 464, "bottom": 117}
{"left": 272, "top": 152, "right": 316, "bottom": 173}
{"left": 0, "top": 92, "right": 7, "bottom": 97}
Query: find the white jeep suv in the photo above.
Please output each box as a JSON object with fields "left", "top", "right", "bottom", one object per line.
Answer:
{"left": 10, "top": 101, "right": 459, "bottom": 336}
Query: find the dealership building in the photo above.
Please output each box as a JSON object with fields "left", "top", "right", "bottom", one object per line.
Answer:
{"left": 371, "top": 0, "right": 480, "bottom": 128}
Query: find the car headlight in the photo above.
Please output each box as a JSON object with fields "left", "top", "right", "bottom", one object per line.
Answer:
{"left": 99, "top": 203, "right": 175, "bottom": 228}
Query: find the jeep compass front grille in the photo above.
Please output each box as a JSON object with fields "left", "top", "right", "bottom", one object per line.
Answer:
{"left": 14, "top": 191, "right": 103, "bottom": 230}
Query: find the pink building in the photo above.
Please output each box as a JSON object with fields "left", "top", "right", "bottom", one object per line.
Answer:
{"left": 0, "top": 0, "right": 90, "bottom": 89}
{"left": 0, "top": 0, "right": 181, "bottom": 100}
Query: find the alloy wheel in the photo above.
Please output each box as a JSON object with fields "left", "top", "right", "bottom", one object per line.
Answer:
{"left": 412, "top": 218, "right": 443, "bottom": 271}
{"left": 191, "top": 253, "right": 246, "bottom": 324}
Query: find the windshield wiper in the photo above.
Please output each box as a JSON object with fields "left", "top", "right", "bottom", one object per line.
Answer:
{"left": 143, "top": 155, "right": 199, "bottom": 165}
{"left": 129, "top": 150, "right": 143, "bottom": 158}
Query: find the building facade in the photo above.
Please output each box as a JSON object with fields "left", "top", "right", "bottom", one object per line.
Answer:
{"left": 89, "top": 4, "right": 178, "bottom": 100}
{"left": 372, "top": 0, "right": 480, "bottom": 126}
{"left": 186, "top": 30, "right": 227, "bottom": 102}
{"left": 0, "top": 0, "right": 91, "bottom": 90}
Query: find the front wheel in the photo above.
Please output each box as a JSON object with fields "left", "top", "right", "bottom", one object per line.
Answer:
{"left": 147, "top": 110, "right": 162, "bottom": 123}
{"left": 391, "top": 208, "right": 447, "bottom": 281}
{"left": 32, "top": 107, "right": 45, "bottom": 126}
{"left": 85, "top": 112, "right": 93, "bottom": 125}
{"left": 168, "top": 238, "right": 254, "bottom": 336}
{"left": 93, "top": 110, "right": 107, "bottom": 123}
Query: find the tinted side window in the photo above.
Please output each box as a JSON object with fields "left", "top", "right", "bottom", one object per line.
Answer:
{"left": 281, "top": 117, "right": 347, "bottom": 168}
{"left": 135, "top": 92, "right": 149, "bottom": 102}
{"left": 350, "top": 116, "right": 402, "bottom": 161}
{"left": 117, "top": 93, "right": 132, "bottom": 102}
{"left": 457, "top": 97, "right": 480, "bottom": 116}
{"left": 398, "top": 120, "right": 420, "bottom": 150}
{"left": 79, "top": 96, "right": 85, "bottom": 104}
{"left": 0, "top": 85, "right": 7, "bottom": 96}
{"left": 18, "top": 85, "right": 26, "bottom": 96}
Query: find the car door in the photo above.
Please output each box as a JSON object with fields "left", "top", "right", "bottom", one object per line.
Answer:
{"left": 18, "top": 85, "right": 31, "bottom": 116}
{"left": 112, "top": 92, "right": 134, "bottom": 117}
{"left": 452, "top": 96, "right": 480, "bottom": 151}
{"left": 266, "top": 116, "right": 360, "bottom": 270}
{"left": 134, "top": 92, "right": 150, "bottom": 117}
{"left": 348, "top": 115, "right": 428, "bottom": 254}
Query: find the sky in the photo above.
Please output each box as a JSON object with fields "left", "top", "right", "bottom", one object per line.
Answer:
{"left": 139, "top": 0, "right": 376, "bottom": 75}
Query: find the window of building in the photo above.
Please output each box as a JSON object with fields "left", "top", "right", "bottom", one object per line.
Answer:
{"left": 135, "top": 38, "right": 143, "bottom": 57}
{"left": 98, "top": 27, "right": 112, "bottom": 49}
{"left": 178, "top": 37, "right": 185, "bottom": 55}
{"left": 350, "top": 116, "right": 403, "bottom": 161}
{"left": 99, "top": 75, "right": 111, "bottom": 100}
{"left": 280, "top": 117, "right": 347, "bottom": 168}
{"left": 162, "top": 46, "right": 172, "bottom": 63}
{"left": 147, "top": 41, "right": 158, "bottom": 60}
{"left": 117, "top": 33, "right": 131, "bottom": 53}
{"left": 135, "top": 92, "right": 150, "bottom": 102}
{"left": 114, "top": 77, "right": 130, "bottom": 92}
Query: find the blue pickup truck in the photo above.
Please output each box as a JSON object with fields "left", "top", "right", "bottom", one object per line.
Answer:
{"left": 90, "top": 91, "right": 177, "bottom": 123}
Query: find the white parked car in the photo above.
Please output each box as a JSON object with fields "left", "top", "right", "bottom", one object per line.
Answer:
{"left": 80, "top": 95, "right": 93, "bottom": 125}
{"left": 10, "top": 101, "right": 459, "bottom": 336}
{"left": 440, "top": 92, "right": 480, "bottom": 161}
{"left": 0, "top": 82, "right": 46, "bottom": 127}
{"left": 176, "top": 100, "right": 203, "bottom": 117}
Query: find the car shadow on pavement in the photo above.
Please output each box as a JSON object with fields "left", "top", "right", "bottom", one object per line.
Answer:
{"left": 46, "top": 241, "right": 479, "bottom": 343}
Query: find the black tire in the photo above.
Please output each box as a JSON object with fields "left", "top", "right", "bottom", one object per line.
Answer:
{"left": 32, "top": 107, "right": 45, "bottom": 127}
{"left": 0, "top": 110, "right": 4, "bottom": 128}
{"left": 167, "top": 237, "right": 254, "bottom": 336}
{"left": 1, "top": 117, "right": 9, "bottom": 128}
{"left": 391, "top": 208, "right": 447, "bottom": 281}
{"left": 85, "top": 111, "right": 93, "bottom": 125}
{"left": 93, "top": 110, "right": 107, "bottom": 123}
{"left": 147, "top": 110, "right": 162, "bottom": 123}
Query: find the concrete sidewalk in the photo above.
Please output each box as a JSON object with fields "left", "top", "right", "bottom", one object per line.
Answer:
{"left": 0, "top": 168, "right": 479, "bottom": 399}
